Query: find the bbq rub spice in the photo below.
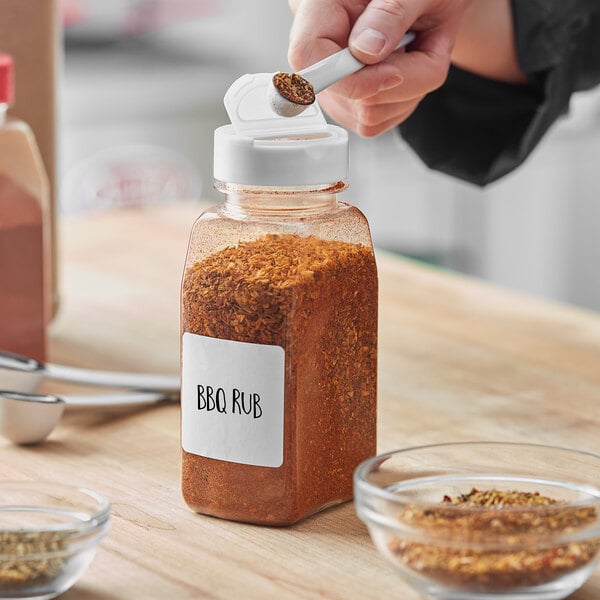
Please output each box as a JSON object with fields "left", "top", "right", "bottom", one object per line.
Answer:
{"left": 272, "top": 72, "right": 315, "bottom": 106}
{"left": 182, "top": 230, "right": 377, "bottom": 525}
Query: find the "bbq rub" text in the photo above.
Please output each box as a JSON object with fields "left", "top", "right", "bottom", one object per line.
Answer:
{"left": 196, "top": 385, "right": 262, "bottom": 419}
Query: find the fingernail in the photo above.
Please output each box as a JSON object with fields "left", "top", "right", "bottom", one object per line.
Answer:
{"left": 379, "top": 73, "right": 404, "bottom": 91}
{"left": 351, "top": 28, "right": 387, "bottom": 56}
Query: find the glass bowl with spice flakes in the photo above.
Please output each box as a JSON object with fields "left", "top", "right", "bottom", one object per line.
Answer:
{"left": 355, "top": 442, "right": 600, "bottom": 600}
{"left": 0, "top": 481, "right": 111, "bottom": 600}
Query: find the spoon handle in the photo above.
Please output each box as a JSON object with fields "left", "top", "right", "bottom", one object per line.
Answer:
{"left": 0, "top": 389, "right": 177, "bottom": 406}
{"left": 45, "top": 364, "right": 180, "bottom": 392}
{"left": 58, "top": 390, "right": 177, "bottom": 406}
{"left": 0, "top": 349, "right": 179, "bottom": 391}
{"left": 299, "top": 31, "right": 415, "bottom": 93}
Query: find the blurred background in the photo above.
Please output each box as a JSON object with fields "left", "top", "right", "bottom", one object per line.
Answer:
{"left": 60, "top": 0, "right": 600, "bottom": 311}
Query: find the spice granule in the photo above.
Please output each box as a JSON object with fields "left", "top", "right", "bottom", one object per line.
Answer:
{"left": 391, "top": 488, "right": 600, "bottom": 590}
{"left": 0, "top": 530, "right": 68, "bottom": 589}
{"left": 273, "top": 72, "right": 315, "bottom": 105}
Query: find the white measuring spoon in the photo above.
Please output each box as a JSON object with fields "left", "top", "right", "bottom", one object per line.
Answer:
{"left": 0, "top": 389, "right": 177, "bottom": 445}
{"left": 269, "top": 31, "right": 416, "bottom": 117}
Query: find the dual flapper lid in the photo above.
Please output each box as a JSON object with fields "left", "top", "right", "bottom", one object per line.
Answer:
{"left": 214, "top": 73, "right": 348, "bottom": 187}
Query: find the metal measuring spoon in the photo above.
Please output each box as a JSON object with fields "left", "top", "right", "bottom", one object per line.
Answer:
{"left": 269, "top": 31, "right": 416, "bottom": 117}
{"left": 0, "top": 350, "right": 180, "bottom": 391}
{"left": 0, "top": 389, "right": 177, "bottom": 445}
{"left": 0, "top": 350, "right": 180, "bottom": 445}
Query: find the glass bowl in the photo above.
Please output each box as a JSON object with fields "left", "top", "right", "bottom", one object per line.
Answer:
{"left": 354, "top": 442, "right": 600, "bottom": 600}
{"left": 0, "top": 481, "right": 111, "bottom": 600}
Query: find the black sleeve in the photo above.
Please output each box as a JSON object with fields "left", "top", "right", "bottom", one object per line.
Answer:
{"left": 398, "top": 1, "right": 600, "bottom": 186}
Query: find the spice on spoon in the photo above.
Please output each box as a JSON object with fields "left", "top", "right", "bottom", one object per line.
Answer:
{"left": 272, "top": 72, "right": 315, "bottom": 106}
{"left": 391, "top": 488, "right": 600, "bottom": 590}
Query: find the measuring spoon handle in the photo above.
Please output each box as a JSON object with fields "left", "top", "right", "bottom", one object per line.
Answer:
{"left": 45, "top": 364, "right": 180, "bottom": 392}
{"left": 299, "top": 31, "right": 415, "bottom": 93}
{"left": 0, "top": 389, "right": 176, "bottom": 407}
{"left": 0, "top": 349, "right": 179, "bottom": 392}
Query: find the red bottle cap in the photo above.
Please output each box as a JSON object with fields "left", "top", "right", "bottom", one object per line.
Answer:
{"left": 0, "top": 54, "right": 15, "bottom": 105}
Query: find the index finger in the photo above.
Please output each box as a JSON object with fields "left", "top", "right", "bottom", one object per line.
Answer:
{"left": 287, "top": 0, "right": 366, "bottom": 70}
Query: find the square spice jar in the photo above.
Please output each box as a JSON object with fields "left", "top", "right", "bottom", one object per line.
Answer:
{"left": 180, "top": 74, "right": 378, "bottom": 525}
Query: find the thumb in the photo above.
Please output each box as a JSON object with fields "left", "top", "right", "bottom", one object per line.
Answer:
{"left": 349, "top": 0, "right": 416, "bottom": 64}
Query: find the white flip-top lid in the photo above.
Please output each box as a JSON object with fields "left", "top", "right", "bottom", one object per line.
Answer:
{"left": 214, "top": 72, "right": 348, "bottom": 186}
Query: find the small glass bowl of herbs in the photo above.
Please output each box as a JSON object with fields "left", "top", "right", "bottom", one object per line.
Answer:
{"left": 0, "top": 481, "right": 110, "bottom": 600}
{"left": 354, "top": 442, "right": 600, "bottom": 600}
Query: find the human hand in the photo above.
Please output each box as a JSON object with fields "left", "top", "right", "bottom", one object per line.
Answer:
{"left": 287, "top": 0, "right": 473, "bottom": 136}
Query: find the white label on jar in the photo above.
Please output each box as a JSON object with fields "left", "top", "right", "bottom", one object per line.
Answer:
{"left": 181, "top": 332, "right": 285, "bottom": 468}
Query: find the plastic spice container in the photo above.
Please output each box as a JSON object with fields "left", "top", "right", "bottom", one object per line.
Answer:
{"left": 180, "top": 74, "right": 378, "bottom": 525}
{"left": 0, "top": 54, "right": 50, "bottom": 361}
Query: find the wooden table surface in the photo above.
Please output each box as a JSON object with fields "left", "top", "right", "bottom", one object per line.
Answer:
{"left": 2, "top": 202, "right": 600, "bottom": 599}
